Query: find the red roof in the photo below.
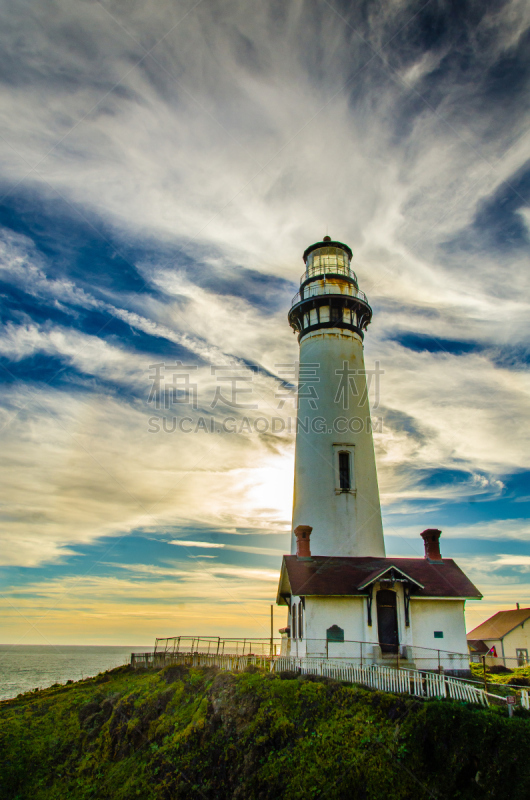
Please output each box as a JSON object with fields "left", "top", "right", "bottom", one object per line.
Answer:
{"left": 277, "top": 555, "right": 482, "bottom": 603}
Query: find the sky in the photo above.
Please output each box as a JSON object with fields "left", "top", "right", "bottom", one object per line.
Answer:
{"left": 0, "top": 0, "right": 529, "bottom": 646}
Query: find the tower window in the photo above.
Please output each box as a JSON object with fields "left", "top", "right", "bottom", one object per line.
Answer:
{"left": 339, "top": 451, "right": 351, "bottom": 490}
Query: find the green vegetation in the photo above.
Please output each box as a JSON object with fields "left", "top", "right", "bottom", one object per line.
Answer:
{"left": 470, "top": 662, "right": 530, "bottom": 691}
{"left": 1, "top": 664, "right": 530, "bottom": 799}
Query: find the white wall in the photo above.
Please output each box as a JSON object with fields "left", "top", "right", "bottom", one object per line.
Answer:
{"left": 291, "top": 329, "right": 385, "bottom": 558}
{"left": 288, "top": 589, "right": 469, "bottom": 669}
{"left": 410, "top": 599, "right": 468, "bottom": 665}
{"left": 503, "top": 623, "right": 530, "bottom": 664}
{"left": 478, "top": 623, "right": 530, "bottom": 667}
{"left": 287, "top": 595, "right": 369, "bottom": 658}
{"left": 304, "top": 596, "right": 366, "bottom": 657}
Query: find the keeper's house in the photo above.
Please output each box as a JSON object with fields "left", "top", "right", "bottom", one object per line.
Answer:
{"left": 277, "top": 527, "right": 481, "bottom": 674}
{"left": 467, "top": 607, "right": 530, "bottom": 668}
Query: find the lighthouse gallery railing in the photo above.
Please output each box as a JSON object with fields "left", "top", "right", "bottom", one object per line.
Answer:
{"left": 291, "top": 283, "right": 369, "bottom": 308}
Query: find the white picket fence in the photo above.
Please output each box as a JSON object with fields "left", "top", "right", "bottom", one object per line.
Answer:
{"left": 272, "top": 656, "right": 490, "bottom": 705}
{"left": 130, "top": 650, "right": 514, "bottom": 707}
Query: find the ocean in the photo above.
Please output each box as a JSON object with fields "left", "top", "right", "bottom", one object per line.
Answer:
{"left": 0, "top": 644, "right": 151, "bottom": 701}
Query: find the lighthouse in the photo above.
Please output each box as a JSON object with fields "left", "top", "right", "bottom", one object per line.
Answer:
{"left": 288, "top": 236, "right": 385, "bottom": 558}
{"left": 276, "top": 235, "right": 481, "bottom": 675}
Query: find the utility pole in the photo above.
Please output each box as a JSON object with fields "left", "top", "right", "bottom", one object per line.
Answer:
{"left": 270, "top": 604, "right": 274, "bottom": 657}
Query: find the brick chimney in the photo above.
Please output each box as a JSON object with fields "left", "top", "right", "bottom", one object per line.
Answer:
{"left": 294, "top": 525, "right": 312, "bottom": 558}
{"left": 420, "top": 529, "right": 442, "bottom": 562}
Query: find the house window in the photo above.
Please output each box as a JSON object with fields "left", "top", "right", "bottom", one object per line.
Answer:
{"left": 434, "top": 631, "right": 444, "bottom": 639}
{"left": 298, "top": 603, "right": 303, "bottom": 639}
{"left": 326, "top": 625, "right": 344, "bottom": 643}
{"left": 291, "top": 603, "right": 297, "bottom": 639}
{"left": 516, "top": 648, "right": 528, "bottom": 666}
{"left": 339, "top": 452, "right": 351, "bottom": 490}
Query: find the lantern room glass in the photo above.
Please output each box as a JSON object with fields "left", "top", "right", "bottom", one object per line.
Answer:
{"left": 305, "top": 247, "right": 351, "bottom": 280}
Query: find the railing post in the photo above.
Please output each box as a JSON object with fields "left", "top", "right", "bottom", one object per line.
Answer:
{"left": 360, "top": 641, "right": 363, "bottom": 668}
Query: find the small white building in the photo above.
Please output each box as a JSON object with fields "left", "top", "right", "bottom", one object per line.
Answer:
{"left": 277, "top": 526, "right": 481, "bottom": 674}
{"left": 277, "top": 237, "right": 482, "bottom": 676}
{"left": 467, "top": 607, "right": 530, "bottom": 668}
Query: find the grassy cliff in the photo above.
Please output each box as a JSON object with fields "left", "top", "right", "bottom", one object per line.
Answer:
{"left": 1, "top": 664, "right": 530, "bottom": 799}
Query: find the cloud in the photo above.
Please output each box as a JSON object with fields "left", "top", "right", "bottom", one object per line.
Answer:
{"left": 385, "top": 518, "right": 530, "bottom": 545}
{"left": 0, "top": 560, "right": 281, "bottom": 644}
{"left": 169, "top": 539, "right": 286, "bottom": 555}
{"left": 0, "top": 0, "right": 529, "bottom": 637}
{"left": 0, "top": 378, "right": 294, "bottom": 567}
{"left": 169, "top": 540, "right": 225, "bottom": 549}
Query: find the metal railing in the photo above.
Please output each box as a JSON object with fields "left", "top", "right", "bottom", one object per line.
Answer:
{"left": 131, "top": 651, "right": 273, "bottom": 671}
{"left": 154, "top": 636, "right": 280, "bottom": 657}
{"left": 301, "top": 263, "right": 358, "bottom": 283}
{"left": 144, "top": 636, "right": 474, "bottom": 671}
{"left": 291, "top": 283, "right": 369, "bottom": 308}
{"left": 282, "top": 638, "right": 471, "bottom": 671}
{"left": 470, "top": 652, "right": 530, "bottom": 668}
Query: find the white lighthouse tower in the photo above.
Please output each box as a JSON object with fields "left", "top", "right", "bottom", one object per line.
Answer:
{"left": 288, "top": 236, "right": 385, "bottom": 558}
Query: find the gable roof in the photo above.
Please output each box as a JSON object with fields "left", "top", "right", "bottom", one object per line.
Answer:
{"left": 356, "top": 564, "right": 424, "bottom": 591}
{"left": 277, "top": 555, "right": 482, "bottom": 604}
{"left": 467, "top": 639, "right": 490, "bottom": 654}
{"left": 466, "top": 608, "right": 530, "bottom": 641}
